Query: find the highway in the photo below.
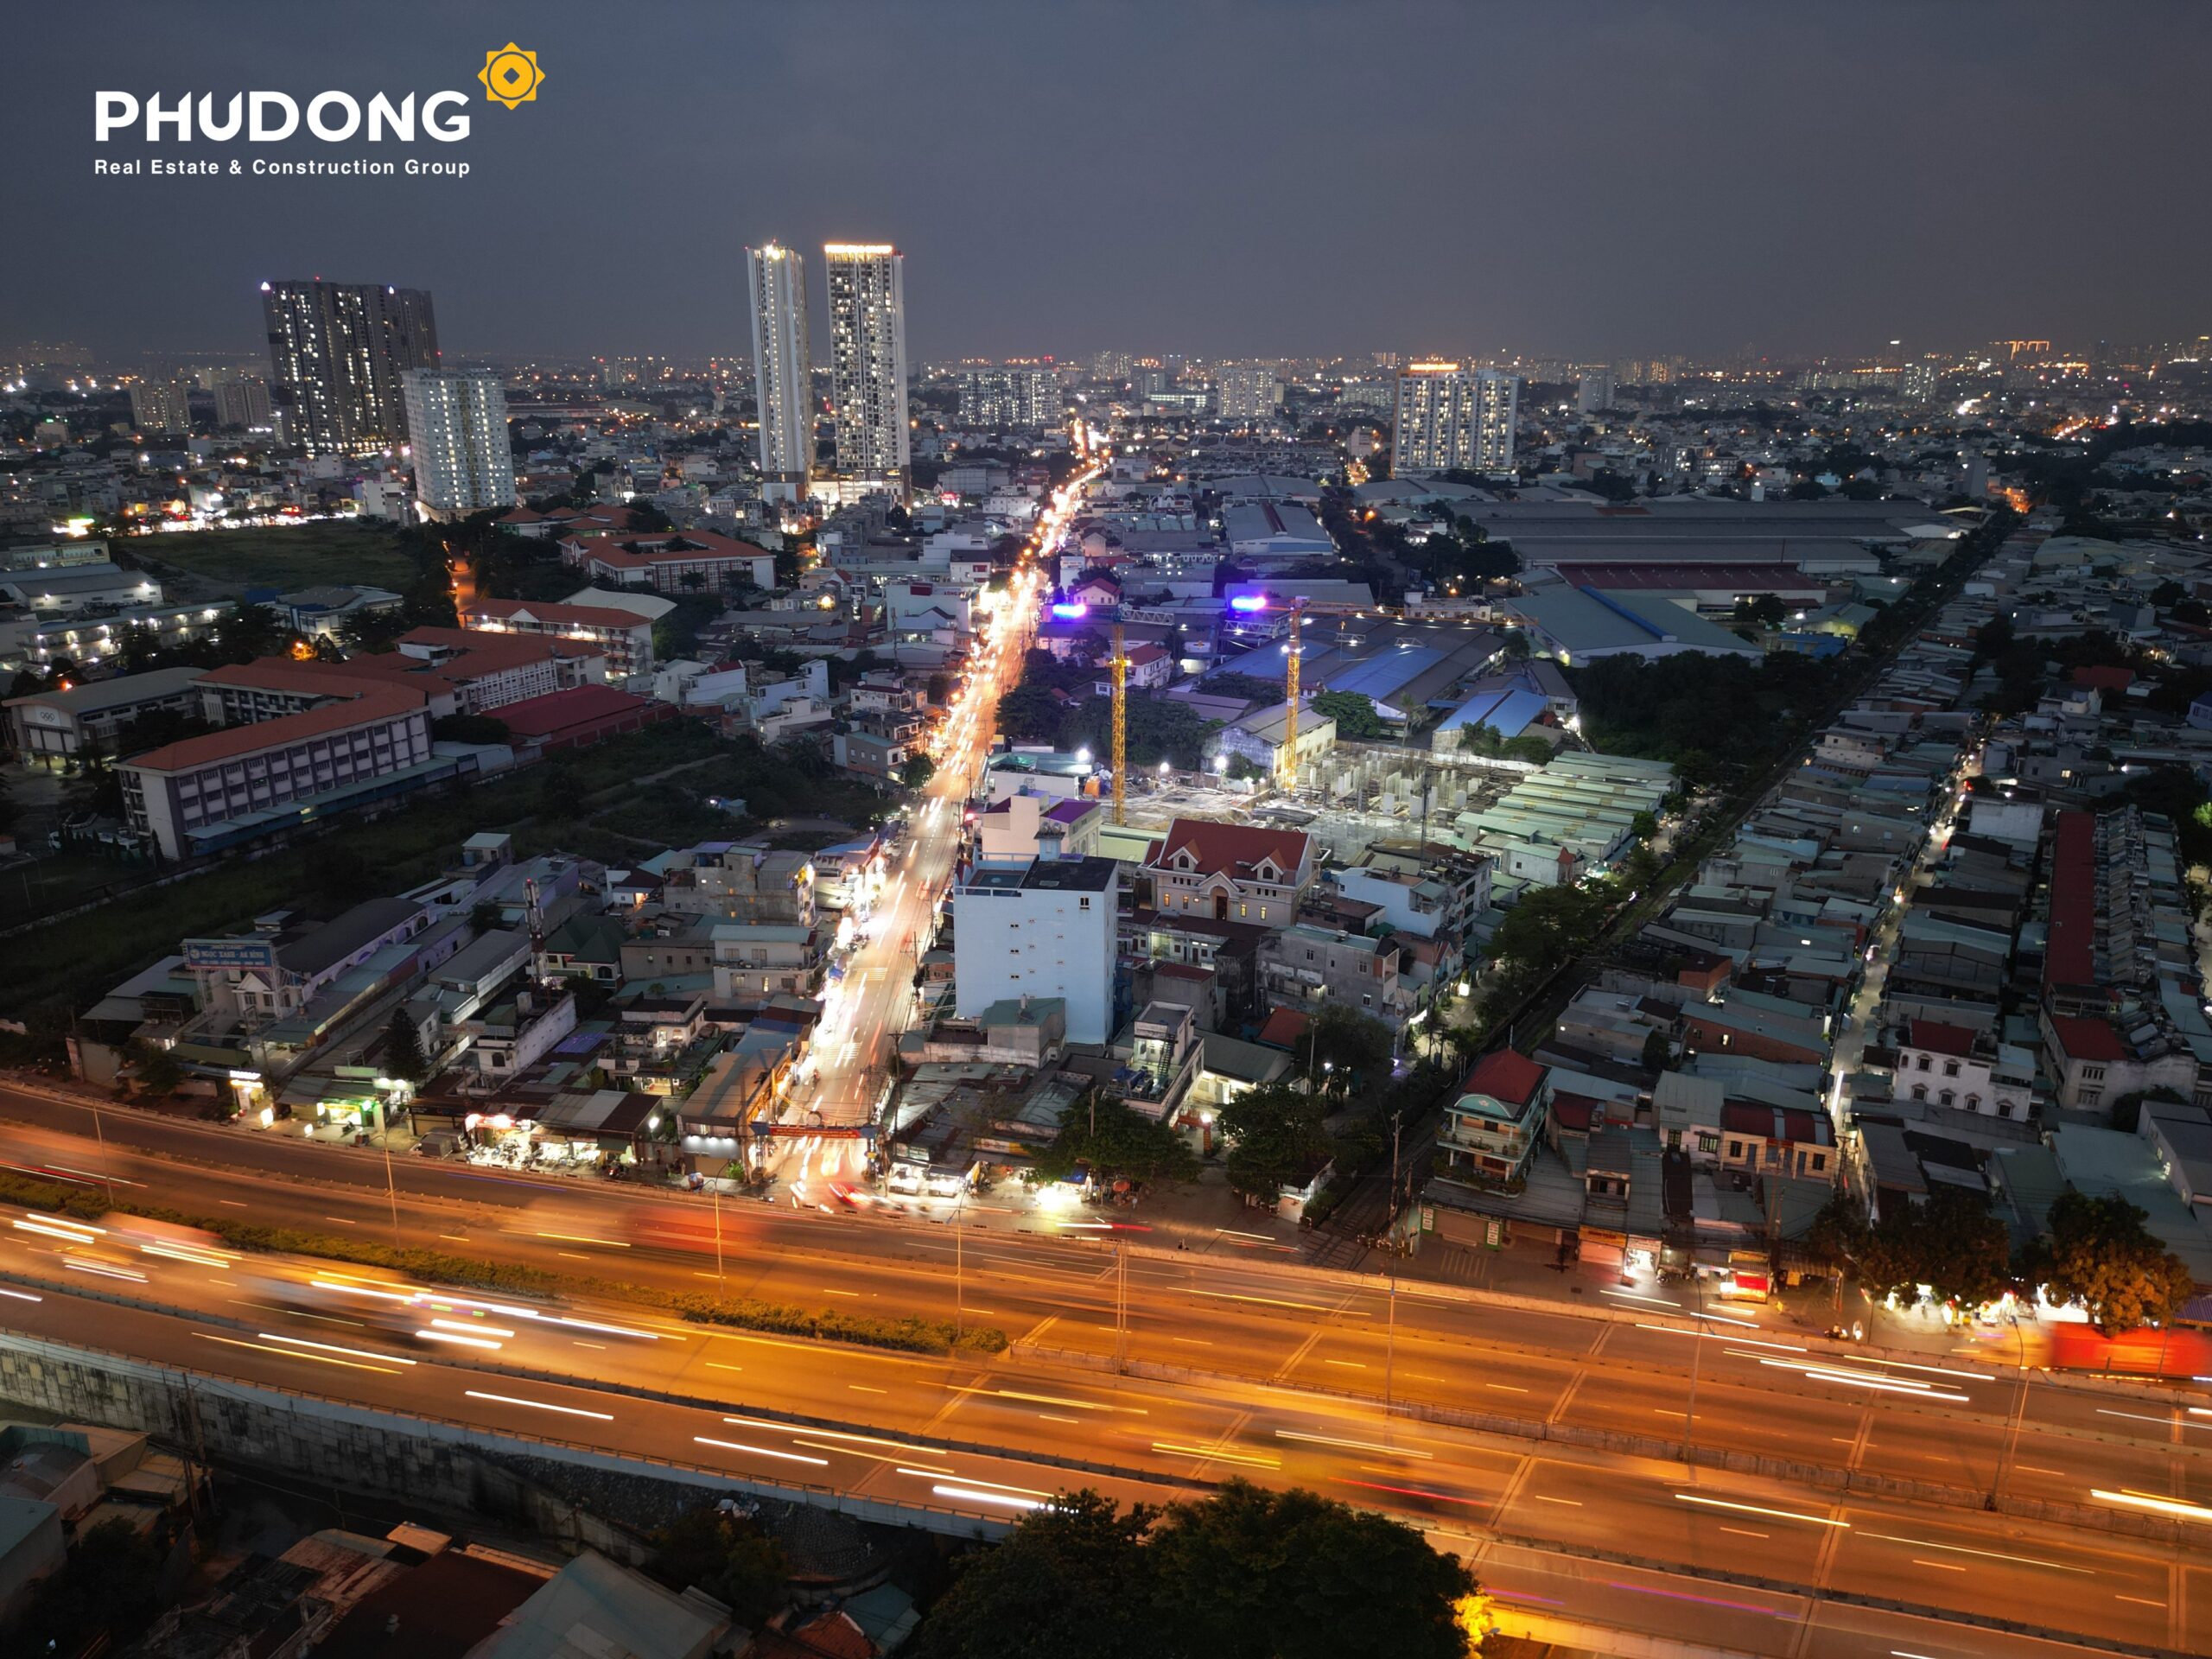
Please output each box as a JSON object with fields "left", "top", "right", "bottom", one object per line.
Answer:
{"left": 0, "top": 1209, "right": 2203, "bottom": 1656}
{"left": 4, "top": 1093, "right": 2209, "bottom": 1526}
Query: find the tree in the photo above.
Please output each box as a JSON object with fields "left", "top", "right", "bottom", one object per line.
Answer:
{"left": 127, "top": 1039, "right": 185, "bottom": 1095}
{"left": 1732, "top": 594, "right": 1788, "bottom": 632}
{"left": 900, "top": 755, "right": 938, "bottom": 790}
{"left": 1218, "top": 1081, "right": 1332, "bottom": 1205}
{"left": 382, "top": 1007, "right": 428, "bottom": 1084}
{"left": 914, "top": 1485, "right": 1479, "bottom": 1659}
{"left": 1305, "top": 1004, "right": 1394, "bottom": 1088}
{"left": 2028, "top": 1191, "right": 2195, "bottom": 1334}
{"left": 1032, "top": 1096, "right": 1200, "bottom": 1188}
{"left": 1854, "top": 1185, "right": 2012, "bottom": 1310}
{"left": 915, "top": 1490, "right": 1157, "bottom": 1659}
{"left": 646, "top": 1506, "right": 789, "bottom": 1629}
{"left": 1630, "top": 809, "right": 1660, "bottom": 842}
{"left": 468, "top": 899, "right": 504, "bottom": 938}
{"left": 1311, "top": 690, "right": 1385, "bottom": 740}
{"left": 1145, "top": 1481, "right": 1479, "bottom": 1659}
{"left": 1640, "top": 1028, "right": 1672, "bottom": 1073}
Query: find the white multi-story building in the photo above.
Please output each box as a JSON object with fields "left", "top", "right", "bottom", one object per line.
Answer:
{"left": 1393, "top": 363, "right": 1518, "bottom": 475}
{"left": 746, "top": 243, "right": 813, "bottom": 503}
{"left": 1214, "top": 365, "right": 1281, "bottom": 423}
{"left": 119, "top": 682, "right": 434, "bottom": 860}
{"left": 400, "top": 369, "right": 516, "bottom": 515}
{"left": 957, "top": 367, "right": 1058, "bottom": 430}
{"left": 823, "top": 243, "right": 909, "bottom": 493}
{"left": 1576, "top": 370, "right": 1617, "bottom": 415}
{"left": 953, "top": 855, "right": 1118, "bottom": 1045}
{"left": 129, "top": 378, "right": 192, "bottom": 435}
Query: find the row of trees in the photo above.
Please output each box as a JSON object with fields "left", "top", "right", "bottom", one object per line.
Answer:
{"left": 1805, "top": 1186, "right": 2195, "bottom": 1334}
{"left": 915, "top": 1483, "right": 1484, "bottom": 1659}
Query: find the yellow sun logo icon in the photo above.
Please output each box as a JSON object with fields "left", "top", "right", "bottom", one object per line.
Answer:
{"left": 477, "top": 43, "right": 545, "bottom": 110}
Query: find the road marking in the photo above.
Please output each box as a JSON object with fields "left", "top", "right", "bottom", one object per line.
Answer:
{"left": 1674, "top": 1495, "right": 1846, "bottom": 1528}
{"left": 1323, "top": 1359, "right": 1366, "bottom": 1370}
{"left": 1154, "top": 1440, "right": 1281, "bottom": 1469}
{"left": 558, "top": 1252, "right": 590, "bottom": 1262}
{"left": 1719, "top": 1527, "right": 1769, "bottom": 1539}
{"left": 1529, "top": 1495, "right": 1581, "bottom": 1506}
{"left": 1859, "top": 1532, "right": 2091, "bottom": 1572}
{"left": 573, "top": 1341, "right": 606, "bottom": 1351}
{"left": 1170, "top": 1337, "right": 1212, "bottom": 1346}
{"left": 438, "top": 1234, "right": 468, "bottom": 1243}
{"left": 2114, "top": 1596, "right": 2165, "bottom": 1608}
{"left": 322, "top": 1216, "right": 359, "bottom": 1226}
{"left": 696, "top": 1436, "right": 828, "bottom": 1465}
{"left": 1275, "top": 1430, "right": 1432, "bottom": 1460}
{"left": 1484, "top": 1383, "right": 1529, "bottom": 1394}
{"left": 467, "top": 1390, "right": 612, "bottom": 1421}
{"left": 706, "top": 1360, "right": 743, "bottom": 1373}
{"left": 219, "top": 1199, "right": 248, "bottom": 1208}
{"left": 1039, "top": 1413, "right": 1078, "bottom": 1423}
{"left": 849, "top": 1384, "right": 887, "bottom": 1394}
{"left": 197, "top": 1332, "right": 400, "bottom": 1376}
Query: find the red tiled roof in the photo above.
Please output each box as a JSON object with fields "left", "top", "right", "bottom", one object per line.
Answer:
{"left": 2044, "top": 810, "right": 2095, "bottom": 989}
{"left": 2049, "top": 1013, "right": 2126, "bottom": 1064}
{"left": 1255, "top": 1007, "right": 1309, "bottom": 1049}
{"left": 1906, "top": 1020, "right": 1976, "bottom": 1058}
{"left": 2069, "top": 664, "right": 2135, "bottom": 692}
{"left": 1550, "top": 1090, "right": 1608, "bottom": 1132}
{"left": 123, "top": 684, "right": 423, "bottom": 772}
{"left": 495, "top": 683, "right": 656, "bottom": 738}
{"left": 1463, "top": 1047, "right": 1546, "bottom": 1107}
{"left": 1147, "top": 817, "right": 1312, "bottom": 881}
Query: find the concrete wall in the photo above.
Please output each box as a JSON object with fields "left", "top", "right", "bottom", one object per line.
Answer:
{"left": 0, "top": 1334, "right": 1008, "bottom": 1546}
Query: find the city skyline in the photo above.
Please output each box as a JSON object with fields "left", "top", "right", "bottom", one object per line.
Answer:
{"left": 9, "top": 3, "right": 2210, "bottom": 363}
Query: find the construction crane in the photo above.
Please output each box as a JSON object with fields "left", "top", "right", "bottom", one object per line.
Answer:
{"left": 1050, "top": 596, "right": 1135, "bottom": 825}
{"left": 1111, "top": 616, "right": 1128, "bottom": 826}
{"left": 1278, "top": 597, "right": 1306, "bottom": 794}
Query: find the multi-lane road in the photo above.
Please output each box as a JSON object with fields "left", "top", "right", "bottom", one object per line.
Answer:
{"left": 3, "top": 1084, "right": 2209, "bottom": 1654}
{"left": 760, "top": 469, "right": 1071, "bottom": 1152}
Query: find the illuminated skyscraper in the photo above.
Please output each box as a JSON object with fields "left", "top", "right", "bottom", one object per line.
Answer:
{"left": 400, "top": 369, "right": 515, "bottom": 514}
{"left": 746, "top": 243, "right": 813, "bottom": 504}
{"left": 260, "top": 280, "right": 440, "bottom": 455}
{"left": 823, "top": 244, "right": 909, "bottom": 493}
{"left": 1392, "top": 363, "right": 1518, "bottom": 475}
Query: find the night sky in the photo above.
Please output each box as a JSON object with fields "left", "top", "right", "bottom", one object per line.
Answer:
{"left": 10, "top": 1, "right": 2209, "bottom": 364}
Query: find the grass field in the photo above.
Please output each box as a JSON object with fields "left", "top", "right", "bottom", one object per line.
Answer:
{"left": 122, "top": 521, "right": 421, "bottom": 594}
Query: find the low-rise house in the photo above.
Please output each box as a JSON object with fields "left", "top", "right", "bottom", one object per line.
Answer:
{"left": 1438, "top": 1048, "right": 1551, "bottom": 1185}
{"left": 1142, "top": 817, "right": 1316, "bottom": 929}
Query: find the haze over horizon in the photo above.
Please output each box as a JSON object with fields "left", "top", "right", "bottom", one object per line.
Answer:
{"left": 8, "top": 1, "right": 2210, "bottom": 364}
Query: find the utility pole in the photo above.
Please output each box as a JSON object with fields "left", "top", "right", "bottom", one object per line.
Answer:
{"left": 1384, "top": 1111, "right": 1402, "bottom": 1436}
{"left": 1683, "top": 1271, "right": 1705, "bottom": 1460}
{"left": 954, "top": 1191, "right": 964, "bottom": 1340}
{"left": 1114, "top": 1238, "right": 1128, "bottom": 1374}
{"left": 88, "top": 1099, "right": 116, "bottom": 1205}
{"left": 711, "top": 1171, "right": 727, "bottom": 1294}
{"left": 1990, "top": 1314, "right": 2030, "bottom": 1509}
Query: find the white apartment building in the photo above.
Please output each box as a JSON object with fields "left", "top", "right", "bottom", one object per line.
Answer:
{"left": 1214, "top": 365, "right": 1281, "bottom": 423}
{"left": 400, "top": 369, "right": 516, "bottom": 514}
{"left": 953, "top": 855, "right": 1118, "bottom": 1045}
{"left": 1393, "top": 363, "right": 1518, "bottom": 475}
{"left": 746, "top": 243, "right": 813, "bottom": 503}
{"left": 823, "top": 243, "right": 910, "bottom": 492}
{"left": 130, "top": 378, "right": 192, "bottom": 434}
{"left": 119, "top": 684, "right": 434, "bottom": 860}
{"left": 1892, "top": 1020, "right": 2035, "bottom": 1120}
{"left": 463, "top": 595, "right": 657, "bottom": 678}
{"left": 957, "top": 367, "right": 1058, "bottom": 430}
{"left": 1577, "top": 371, "right": 1617, "bottom": 415}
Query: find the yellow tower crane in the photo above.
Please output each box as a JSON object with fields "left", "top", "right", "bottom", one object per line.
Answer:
{"left": 1111, "top": 618, "right": 1128, "bottom": 826}
{"left": 1278, "top": 598, "right": 1306, "bottom": 793}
